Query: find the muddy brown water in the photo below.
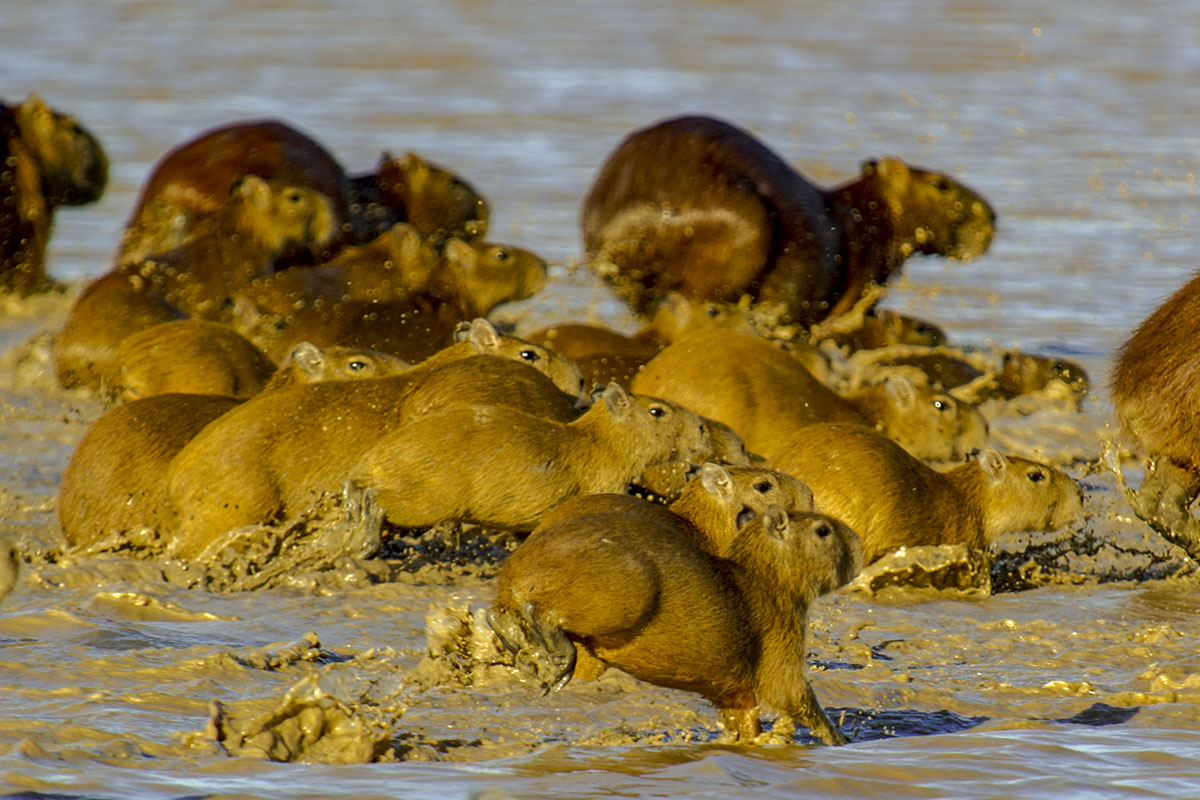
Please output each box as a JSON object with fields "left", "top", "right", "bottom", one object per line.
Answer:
{"left": 4, "top": 0, "right": 1200, "bottom": 797}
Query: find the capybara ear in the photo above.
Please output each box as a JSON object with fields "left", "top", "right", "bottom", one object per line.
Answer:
{"left": 465, "top": 317, "right": 500, "bottom": 351}
{"left": 443, "top": 237, "right": 477, "bottom": 270}
{"left": 232, "top": 174, "right": 272, "bottom": 208}
{"left": 976, "top": 448, "right": 1007, "bottom": 482}
{"left": 698, "top": 462, "right": 733, "bottom": 500}
{"left": 882, "top": 374, "right": 917, "bottom": 409}
{"left": 860, "top": 158, "right": 879, "bottom": 176}
{"left": 875, "top": 157, "right": 912, "bottom": 191}
{"left": 762, "top": 505, "right": 789, "bottom": 540}
{"left": 601, "top": 382, "right": 632, "bottom": 415}
{"left": 659, "top": 292, "right": 692, "bottom": 324}
{"left": 286, "top": 341, "right": 327, "bottom": 378}
{"left": 18, "top": 94, "right": 53, "bottom": 139}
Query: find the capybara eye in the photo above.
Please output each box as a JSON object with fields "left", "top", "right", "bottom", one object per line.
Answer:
{"left": 648, "top": 406, "right": 666, "bottom": 418}
{"left": 753, "top": 481, "right": 772, "bottom": 493}
{"left": 934, "top": 178, "right": 951, "bottom": 192}
{"left": 1054, "top": 361, "right": 1071, "bottom": 377}
{"left": 519, "top": 349, "right": 540, "bottom": 362}
{"left": 492, "top": 248, "right": 510, "bottom": 262}
{"left": 814, "top": 524, "right": 833, "bottom": 539}
{"left": 1028, "top": 470, "right": 1046, "bottom": 483}
{"left": 706, "top": 305, "right": 721, "bottom": 318}
{"left": 932, "top": 399, "right": 951, "bottom": 412}
{"left": 286, "top": 190, "right": 303, "bottom": 204}
{"left": 347, "top": 360, "right": 368, "bottom": 371}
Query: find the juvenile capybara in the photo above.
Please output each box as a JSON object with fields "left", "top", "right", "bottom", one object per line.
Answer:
{"left": 121, "top": 174, "right": 336, "bottom": 318}
{"left": 582, "top": 114, "right": 995, "bottom": 325}
{"left": 998, "top": 350, "right": 1089, "bottom": 402}
{"left": 261, "top": 341, "right": 411, "bottom": 391}
{"left": 1111, "top": 270, "right": 1200, "bottom": 558}
{"left": 351, "top": 383, "right": 711, "bottom": 531}
{"left": 633, "top": 415, "right": 753, "bottom": 501}
{"left": 631, "top": 330, "right": 988, "bottom": 461}
{"left": 167, "top": 319, "right": 587, "bottom": 557}
{"left": 0, "top": 94, "right": 108, "bottom": 295}
{"left": 54, "top": 271, "right": 188, "bottom": 392}
{"left": 769, "top": 423, "right": 1083, "bottom": 564}
{"left": 825, "top": 308, "right": 948, "bottom": 352}
{"left": 117, "top": 119, "right": 352, "bottom": 266}
{"left": 348, "top": 151, "right": 489, "bottom": 243}
{"left": 489, "top": 504, "right": 862, "bottom": 744}
{"left": 114, "top": 320, "right": 277, "bottom": 401}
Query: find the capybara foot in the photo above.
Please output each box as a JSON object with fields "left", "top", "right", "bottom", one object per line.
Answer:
{"left": 485, "top": 604, "right": 577, "bottom": 694}
{"left": 1132, "top": 458, "right": 1200, "bottom": 560}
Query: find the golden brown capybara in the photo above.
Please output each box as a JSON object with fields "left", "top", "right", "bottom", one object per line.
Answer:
{"left": 241, "top": 236, "right": 548, "bottom": 363}
{"left": 997, "top": 350, "right": 1089, "bottom": 402}
{"left": 58, "top": 341, "right": 409, "bottom": 552}
{"left": 166, "top": 319, "right": 586, "bottom": 557}
{"left": 1112, "top": 270, "right": 1200, "bottom": 558}
{"left": 631, "top": 330, "right": 988, "bottom": 462}
{"left": 488, "top": 504, "right": 862, "bottom": 744}
{"left": 0, "top": 94, "right": 108, "bottom": 295}
{"left": 120, "top": 174, "right": 336, "bottom": 319}
{"left": 114, "top": 320, "right": 277, "bottom": 401}
{"left": 54, "top": 271, "right": 189, "bottom": 392}
{"left": 117, "top": 119, "right": 353, "bottom": 267}
{"left": 582, "top": 114, "right": 995, "bottom": 326}
{"left": 351, "top": 383, "right": 711, "bottom": 531}
{"left": 769, "top": 423, "right": 1083, "bottom": 564}
{"left": 825, "top": 308, "right": 948, "bottom": 352}
{"left": 348, "top": 151, "right": 489, "bottom": 244}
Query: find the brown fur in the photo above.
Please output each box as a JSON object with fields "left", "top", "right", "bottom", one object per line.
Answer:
{"left": 631, "top": 330, "right": 988, "bottom": 461}
{"left": 166, "top": 321, "right": 586, "bottom": 556}
{"left": 634, "top": 416, "right": 752, "bottom": 500}
{"left": 351, "top": 383, "right": 711, "bottom": 530}
{"left": 117, "top": 119, "right": 353, "bottom": 266}
{"left": 826, "top": 309, "right": 947, "bottom": 352}
{"left": 119, "top": 175, "right": 336, "bottom": 318}
{"left": 348, "top": 151, "right": 489, "bottom": 244}
{"left": 0, "top": 95, "right": 108, "bottom": 295}
{"left": 54, "top": 271, "right": 188, "bottom": 392}
{"left": 769, "top": 423, "right": 1083, "bottom": 564}
{"left": 114, "top": 320, "right": 277, "bottom": 401}
{"left": 582, "top": 114, "right": 995, "bottom": 325}
{"left": 261, "top": 342, "right": 411, "bottom": 392}
{"left": 998, "top": 350, "right": 1089, "bottom": 400}
{"left": 491, "top": 504, "right": 861, "bottom": 744}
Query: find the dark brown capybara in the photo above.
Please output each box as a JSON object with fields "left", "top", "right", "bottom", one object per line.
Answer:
{"left": 631, "top": 329, "right": 988, "bottom": 462}
{"left": 488, "top": 504, "right": 862, "bottom": 744}
{"left": 54, "top": 271, "right": 188, "bottom": 392}
{"left": 114, "top": 320, "right": 277, "bottom": 401}
{"left": 117, "top": 119, "right": 353, "bottom": 267}
{"left": 0, "top": 94, "right": 108, "bottom": 295}
{"left": 769, "top": 423, "right": 1083, "bottom": 564}
{"left": 120, "top": 174, "right": 336, "bottom": 318}
{"left": 997, "top": 350, "right": 1089, "bottom": 402}
{"left": 582, "top": 114, "right": 995, "bottom": 325}
{"left": 59, "top": 342, "right": 409, "bottom": 552}
{"left": 1111, "top": 270, "right": 1200, "bottom": 558}
{"left": 166, "top": 319, "right": 587, "bottom": 557}
{"left": 348, "top": 151, "right": 489, "bottom": 244}
{"left": 350, "top": 383, "right": 711, "bottom": 531}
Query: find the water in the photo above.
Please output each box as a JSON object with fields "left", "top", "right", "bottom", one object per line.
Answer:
{"left": 2, "top": 0, "right": 1200, "bottom": 797}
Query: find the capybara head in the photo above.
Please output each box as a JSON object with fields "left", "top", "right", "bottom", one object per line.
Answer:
{"left": 441, "top": 237, "right": 548, "bottom": 318}
{"left": 999, "top": 351, "right": 1090, "bottom": 400}
{"left": 14, "top": 94, "right": 108, "bottom": 206}
{"left": 974, "top": 449, "right": 1085, "bottom": 539}
{"left": 454, "top": 318, "right": 587, "bottom": 400}
{"left": 281, "top": 341, "right": 411, "bottom": 382}
{"left": 230, "top": 174, "right": 336, "bottom": 257}
{"left": 376, "top": 151, "right": 490, "bottom": 241}
{"left": 872, "top": 375, "right": 989, "bottom": 462}
{"left": 875, "top": 310, "right": 947, "bottom": 348}
{"left": 648, "top": 293, "right": 758, "bottom": 342}
{"left": 731, "top": 505, "right": 863, "bottom": 605}
{"left": 601, "top": 383, "right": 712, "bottom": 465}
{"left": 866, "top": 157, "right": 995, "bottom": 263}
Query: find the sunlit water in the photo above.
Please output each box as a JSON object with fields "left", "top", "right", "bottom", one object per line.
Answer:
{"left": 2, "top": 1, "right": 1200, "bottom": 797}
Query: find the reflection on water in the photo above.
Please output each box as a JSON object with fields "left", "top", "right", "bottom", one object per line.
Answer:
{"left": 3, "top": 0, "right": 1200, "bottom": 797}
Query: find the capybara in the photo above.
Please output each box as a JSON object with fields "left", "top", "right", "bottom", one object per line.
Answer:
{"left": 582, "top": 114, "right": 995, "bottom": 325}
{"left": 997, "top": 350, "right": 1089, "bottom": 402}
{"left": 60, "top": 341, "right": 414, "bottom": 551}
{"left": 54, "top": 271, "right": 189, "bottom": 392}
{"left": 631, "top": 330, "right": 988, "bottom": 461}
{"left": 489, "top": 504, "right": 862, "bottom": 744}
{"left": 117, "top": 119, "right": 352, "bottom": 266}
{"left": 348, "top": 151, "right": 489, "bottom": 243}
{"left": 114, "top": 320, "right": 277, "bottom": 401}
{"left": 1112, "top": 270, "right": 1200, "bottom": 558}
{"left": 825, "top": 308, "right": 948, "bottom": 352}
{"left": 633, "top": 416, "right": 753, "bottom": 501}
{"left": 0, "top": 94, "right": 108, "bottom": 295}
{"left": 260, "top": 341, "right": 411, "bottom": 392}
{"left": 351, "top": 383, "right": 711, "bottom": 531}
{"left": 166, "top": 319, "right": 586, "bottom": 556}
{"left": 120, "top": 174, "right": 336, "bottom": 318}
{"left": 242, "top": 236, "right": 548, "bottom": 363}
{"left": 769, "top": 423, "right": 1084, "bottom": 564}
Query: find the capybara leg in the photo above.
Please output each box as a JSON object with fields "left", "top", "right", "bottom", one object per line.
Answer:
{"left": 1133, "top": 457, "right": 1200, "bottom": 560}
{"left": 715, "top": 691, "right": 762, "bottom": 742}
{"left": 484, "top": 604, "right": 577, "bottom": 694}
{"left": 572, "top": 644, "right": 608, "bottom": 681}
{"left": 792, "top": 683, "right": 847, "bottom": 746}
